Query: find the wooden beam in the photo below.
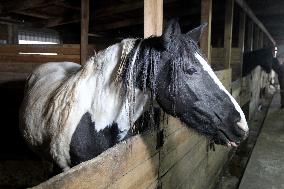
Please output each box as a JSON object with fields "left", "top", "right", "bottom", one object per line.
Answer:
{"left": 253, "top": 26, "right": 259, "bottom": 50}
{"left": 0, "top": 0, "right": 59, "bottom": 14}
{"left": 144, "top": 0, "right": 163, "bottom": 38}
{"left": 238, "top": 12, "right": 246, "bottom": 82}
{"left": 13, "top": 10, "right": 52, "bottom": 19}
{"left": 224, "top": 0, "right": 234, "bottom": 69}
{"left": 7, "top": 25, "right": 18, "bottom": 44}
{"left": 54, "top": 2, "right": 81, "bottom": 11}
{"left": 95, "top": 18, "right": 143, "bottom": 32}
{"left": 96, "top": 0, "right": 174, "bottom": 19}
{"left": 45, "top": 15, "right": 80, "bottom": 28}
{"left": 0, "top": 44, "right": 95, "bottom": 55}
{"left": 200, "top": 0, "right": 212, "bottom": 63}
{"left": 259, "top": 31, "right": 264, "bottom": 48}
{"left": 80, "top": 0, "right": 89, "bottom": 65}
{"left": 245, "top": 20, "right": 254, "bottom": 52}
{"left": 234, "top": 0, "right": 276, "bottom": 46}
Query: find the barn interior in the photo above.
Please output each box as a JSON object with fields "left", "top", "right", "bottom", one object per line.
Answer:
{"left": 0, "top": 0, "right": 283, "bottom": 188}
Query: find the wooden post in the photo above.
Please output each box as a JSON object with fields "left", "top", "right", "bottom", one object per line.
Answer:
{"left": 224, "top": 0, "right": 234, "bottom": 69}
{"left": 144, "top": 0, "right": 163, "bottom": 38}
{"left": 234, "top": 0, "right": 276, "bottom": 46}
{"left": 200, "top": 0, "right": 212, "bottom": 63}
{"left": 238, "top": 11, "right": 246, "bottom": 79}
{"left": 253, "top": 26, "right": 259, "bottom": 50}
{"left": 245, "top": 20, "right": 253, "bottom": 52}
{"left": 80, "top": 0, "right": 89, "bottom": 64}
{"left": 7, "top": 25, "right": 18, "bottom": 44}
{"left": 259, "top": 31, "right": 263, "bottom": 48}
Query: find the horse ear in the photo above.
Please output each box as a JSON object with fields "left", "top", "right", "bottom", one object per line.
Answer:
{"left": 160, "top": 18, "right": 181, "bottom": 50}
{"left": 163, "top": 18, "right": 181, "bottom": 39}
{"left": 187, "top": 23, "right": 207, "bottom": 42}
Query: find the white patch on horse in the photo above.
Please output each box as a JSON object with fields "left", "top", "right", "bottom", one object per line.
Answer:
{"left": 194, "top": 52, "right": 248, "bottom": 132}
{"left": 20, "top": 39, "right": 149, "bottom": 170}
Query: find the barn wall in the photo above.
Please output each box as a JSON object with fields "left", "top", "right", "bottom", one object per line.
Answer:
{"left": 0, "top": 44, "right": 96, "bottom": 83}
{"left": 0, "top": 24, "right": 8, "bottom": 43}
{"left": 30, "top": 69, "right": 232, "bottom": 189}
{"left": 211, "top": 47, "right": 241, "bottom": 81}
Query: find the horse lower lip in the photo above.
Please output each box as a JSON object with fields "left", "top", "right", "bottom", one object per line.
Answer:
{"left": 218, "top": 129, "right": 239, "bottom": 147}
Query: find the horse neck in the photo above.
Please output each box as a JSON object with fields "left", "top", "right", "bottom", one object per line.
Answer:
{"left": 87, "top": 42, "right": 150, "bottom": 134}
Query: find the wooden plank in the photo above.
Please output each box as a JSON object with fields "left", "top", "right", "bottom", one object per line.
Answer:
{"left": 177, "top": 156, "right": 208, "bottom": 189}
{"left": 0, "top": 0, "right": 52, "bottom": 14}
{"left": 0, "top": 62, "right": 42, "bottom": 73}
{"left": 0, "top": 72, "right": 29, "bottom": 83}
{"left": 211, "top": 48, "right": 241, "bottom": 71}
{"left": 13, "top": 10, "right": 52, "bottom": 19}
{"left": 32, "top": 131, "right": 158, "bottom": 189}
{"left": 234, "top": 0, "right": 276, "bottom": 46}
{"left": 144, "top": 0, "right": 163, "bottom": 38}
{"left": 161, "top": 115, "right": 185, "bottom": 137}
{"left": 160, "top": 126, "right": 203, "bottom": 176}
{"left": 238, "top": 12, "right": 246, "bottom": 54}
{"left": 160, "top": 139, "right": 207, "bottom": 189}
{"left": 80, "top": 0, "right": 89, "bottom": 65}
{"left": 238, "top": 11, "right": 246, "bottom": 93}
{"left": 240, "top": 75, "right": 251, "bottom": 106}
{"left": 259, "top": 31, "right": 264, "bottom": 48}
{"left": 200, "top": 0, "right": 212, "bottom": 62}
{"left": 253, "top": 26, "right": 259, "bottom": 50}
{"left": 45, "top": 15, "right": 80, "bottom": 28}
{"left": 0, "top": 54, "right": 80, "bottom": 64}
{"left": 0, "top": 44, "right": 95, "bottom": 55}
{"left": 178, "top": 145, "right": 229, "bottom": 189}
{"left": 245, "top": 20, "right": 254, "bottom": 52}
{"left": 224, "top": 0, "right": 234, "bottom": 69}
{"left": 232, "top": 79, "right": 241, "bottom": 103}
{"left": 107, "top": 154, "right": 159, "bottom": 189}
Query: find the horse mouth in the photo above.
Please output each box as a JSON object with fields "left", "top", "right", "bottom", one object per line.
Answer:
{"left": 217, "top": 129, "right": 241, "bottom": 148}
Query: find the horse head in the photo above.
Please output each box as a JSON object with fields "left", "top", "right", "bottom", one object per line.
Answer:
{"left": 243, "top": 48, "right": 274, "bottom": 76}
{"left": 128, "top": 19, "right": 248, "bottom": 146}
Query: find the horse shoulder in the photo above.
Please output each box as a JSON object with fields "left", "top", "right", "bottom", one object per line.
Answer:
{"left": 20, "top": 62, "right": 81, "bottom": 156}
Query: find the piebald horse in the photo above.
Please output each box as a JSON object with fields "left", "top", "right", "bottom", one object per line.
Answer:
{"left": 20, "top": 20, "right": 248, "bottom": 171}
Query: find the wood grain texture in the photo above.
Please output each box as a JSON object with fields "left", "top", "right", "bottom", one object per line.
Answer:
{"left": 224, "top": 0, "right": 234, "bottom": 69}
{"left": 144, "top": 0, "right": 163, "bottom": 38}
{"left": 32, "top": 131, "right": 158, "bottom": 189}
{"left": 80, "top": 0, "right": 89, "bottom": 64}
{"left": 0, "top": 44, "right": 95, "bottom": 55}
{"left": 200, "top": 0, "right": 212, "bottom": 62}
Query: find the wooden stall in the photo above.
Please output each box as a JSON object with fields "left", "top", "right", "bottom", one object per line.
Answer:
{"left": 23, "top": 0, "right": 232, "bottom": 189}
{"left": 0, "top": 0, "right": 277, "bottom": 188}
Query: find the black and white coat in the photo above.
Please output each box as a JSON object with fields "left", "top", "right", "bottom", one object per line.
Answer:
{"left": 20, "top": 20, "right": 248, "bottom": 170}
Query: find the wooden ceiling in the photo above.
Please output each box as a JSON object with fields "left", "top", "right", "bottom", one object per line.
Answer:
{"left": 0, "top": 0, "right": 201, "bottom": 38}
{"left": 1, "top": 0, "right": 284, "bottom": 56}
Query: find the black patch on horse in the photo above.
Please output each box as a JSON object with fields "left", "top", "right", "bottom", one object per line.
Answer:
{"left": 70, "top": 112, "right": 119, "bottom": 166}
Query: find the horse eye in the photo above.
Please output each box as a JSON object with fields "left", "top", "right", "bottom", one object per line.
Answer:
{"left": 186, "top": 67, "right": 197, "bottom": 75}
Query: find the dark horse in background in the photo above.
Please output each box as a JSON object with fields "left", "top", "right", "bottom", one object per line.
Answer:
{"left": 20, "top": 20, "right": 248, "bottom": 171}
{"left": 242, "top": 48, "right": 274, "bottom": 76}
